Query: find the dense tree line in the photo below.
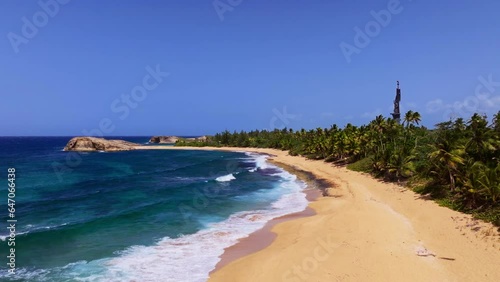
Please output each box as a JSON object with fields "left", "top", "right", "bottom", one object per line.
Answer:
{"left": 176, "top": 111, "right": 500, "bottom": 225}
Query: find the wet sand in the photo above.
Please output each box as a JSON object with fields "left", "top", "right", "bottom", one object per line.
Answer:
{"left": 138, "top": 146, "right": 500, "bottom": 281}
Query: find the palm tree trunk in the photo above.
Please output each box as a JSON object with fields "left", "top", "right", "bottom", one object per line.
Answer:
{"left": 449, "top": 170, "right": 455, "bottom": 192}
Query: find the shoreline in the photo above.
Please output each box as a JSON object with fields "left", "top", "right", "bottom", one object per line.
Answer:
{"left": 211, "top": 189, "right": 320, "bottom": 274}
{"left": 211, "top": 153, "right": 325, "bottom": 273}
{"left": 139, "top": 146, "right": 500, "bottom": 281}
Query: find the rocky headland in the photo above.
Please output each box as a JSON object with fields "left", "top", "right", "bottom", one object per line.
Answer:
{"left": 149, "top": 136, "right": 180, "bottom": 144}
{"left": 149, "top": 136, "right": 207, "bottom": 144}
{"left": 63, "top": 137, "right": 139, "bottom": 152}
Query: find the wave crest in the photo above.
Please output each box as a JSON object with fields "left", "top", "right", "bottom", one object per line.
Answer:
{"left": 215, "top": 174, "right": 236, "bottom": 182}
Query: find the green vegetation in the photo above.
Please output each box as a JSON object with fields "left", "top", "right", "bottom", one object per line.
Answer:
{"left": 176, "top": 111, "right": 500, "bottom": 225}
{"left": 346, "top": 157, "right": 372, "bottom": 173}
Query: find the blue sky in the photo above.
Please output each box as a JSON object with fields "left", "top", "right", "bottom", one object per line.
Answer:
{"left": 1, "top": 0, "right": 500, "bottom": 136}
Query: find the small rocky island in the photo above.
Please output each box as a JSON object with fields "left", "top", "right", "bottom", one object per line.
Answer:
{"left": 149, "top": 136, "right": 207, "bottom": 144}
{"left": 149, "top": 136, "right": 180, "bottom": 144}
{"left": 63, "top": 137, "right": 139, "bottom": 152}
{"left": 64, "top": 135, "right": 209, "bottom": 152}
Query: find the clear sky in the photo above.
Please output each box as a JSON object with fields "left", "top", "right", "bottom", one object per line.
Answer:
{"left": 1, "top": 0, "right": 500, "bottom": 136}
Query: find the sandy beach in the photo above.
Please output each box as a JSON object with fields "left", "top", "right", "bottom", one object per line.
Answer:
{"left": 140, "top": 146, "right": 500, "bottom": 281}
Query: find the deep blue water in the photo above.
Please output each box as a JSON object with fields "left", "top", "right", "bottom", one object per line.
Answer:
{"left": 0, "top": 137, "right": 307, "bottom": 281}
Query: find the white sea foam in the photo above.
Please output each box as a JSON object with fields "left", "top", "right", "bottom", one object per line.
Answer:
{"left": 0, "top": 222, "right": 73, "bottom": 243}
{"left": 215, "top": 173, "right": 236, "bottom": 182}
{"left": 0, "top": 267, "right": 51, "bottom": 281}
{"left": 96, "top": 178, "right": 306, "bottom": 282}
{"left": 245, "top": 152, "right": 270, "bottom": 171}
{"left": 255, "top": 155, "right": 270, "bottom": 170}
{"left": 0, "top": 229, "right": 32, "bottom": 240}
{"left": 13, "top": 153, "right": 308, "bottom": 282}
{"left": 92, "top": 156, "right": 307, "bottom": 282}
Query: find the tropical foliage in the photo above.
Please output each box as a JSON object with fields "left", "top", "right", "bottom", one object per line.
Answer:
{"left": 176, "top": 111, "right": 500, "bottom": 225}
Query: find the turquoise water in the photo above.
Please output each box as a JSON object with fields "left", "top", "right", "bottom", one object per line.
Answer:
{"left": 0, "top": 137, "right": 307, "bottom": 281}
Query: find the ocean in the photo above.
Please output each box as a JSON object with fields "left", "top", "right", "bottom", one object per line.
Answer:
{"left": 0, "top": 137, "right": 308, "bottom": 281}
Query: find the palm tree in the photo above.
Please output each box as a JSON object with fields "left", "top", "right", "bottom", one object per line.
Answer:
{"left": 493, "top": 111, "right": 500, "bottom": 133}
{"left": 371, "top": 115, "right": 386, "bottom": 133}
{"left": 388, "top": 152, "right": 416, "bottom": 180}
{"left": 411, "top": 111, "right": 421, "bottom": 126}
{"left": 428, "top": 139, "right": 466, "bottom": 192}
{"left": 466, "top": 161, "right": 500, "bottom": 204}
{"left": 404, "top": 110, "right": 414, "bottom": 128}
{"left": 466, "top": 113, "right": 497, "bottom": 161}
{"left": 453, "top": 118, "right": 466, "bottom": 132}
{"left": 403, "top": 110, "right": 422, "bottom": 128}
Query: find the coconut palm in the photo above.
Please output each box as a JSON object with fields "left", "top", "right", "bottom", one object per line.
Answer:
{"left": 404, "top": 110, "right": 415, "bottom": 128}
{"left": 190, "top": 111, "right": 500, "bottom": 223}
{"left": 466, "top": 161, "right": 500, "bottom": 204}
{"left": 428, "top": 139, "right": 466, "bottom": 192}
{"left": 411, "top": 111, "right": 421, "bottom": 126}
{"left": 466, "top": 113, "right": 497, "bottom": 162}
{"left": 493, "top": 111, "right": 500, "bottom": 133}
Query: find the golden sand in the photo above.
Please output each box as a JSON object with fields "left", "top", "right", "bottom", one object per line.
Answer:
{"left": 139, "top": 146, "right": 500, "bottom": 281}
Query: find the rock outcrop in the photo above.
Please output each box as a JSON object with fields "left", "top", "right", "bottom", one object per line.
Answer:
{"left": 195, "top": 136, "right": 208, "bottom": 142}
{"left": 63, "top": 137, "right": 139, "bottom": 152}
{"left": 149, "top": 136, "right": 180, "bottom": 143}
{"left": 149, "top": 136, "right": 208, "bottom": 144}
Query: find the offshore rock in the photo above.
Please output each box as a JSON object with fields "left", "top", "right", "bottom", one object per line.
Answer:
{"left": 149, "top": 136, "right": 180, "bottom": 143}
{"left": 63, "top": 137, "right": 139, "bottom": 152}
